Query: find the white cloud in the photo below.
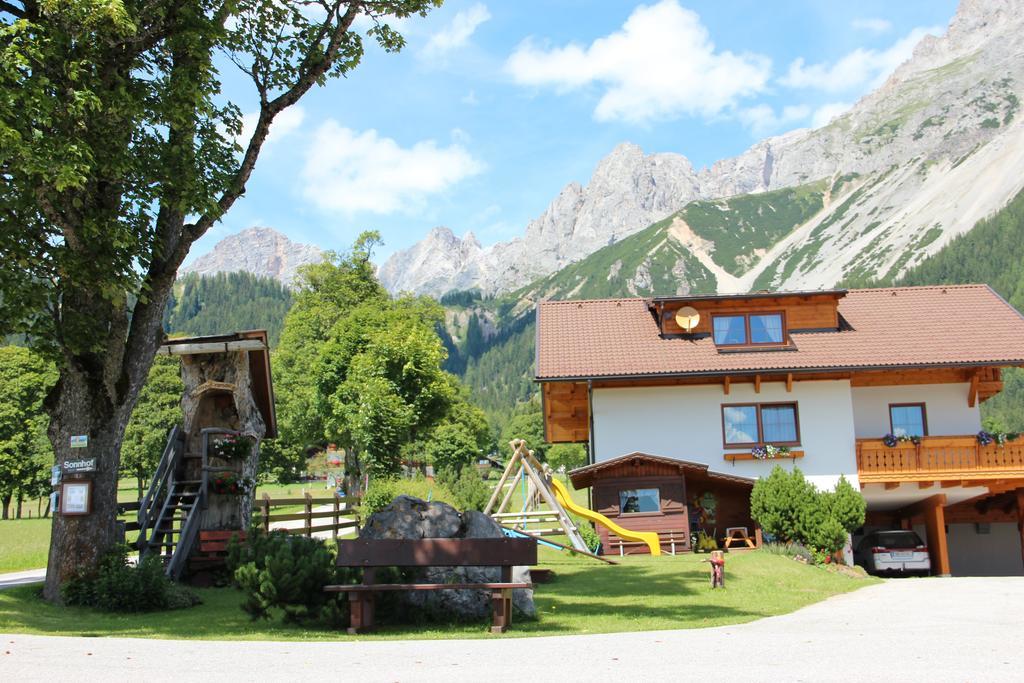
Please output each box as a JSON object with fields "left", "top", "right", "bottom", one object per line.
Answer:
{"left": 739, "top": 104, "right": 810, "bottom": 136}
{"left": 239, "top": 106, "right": 306, "bottom": 148}
{"left": 505, "top": 0, "right": 771, "bottom": 124}
{"left": 461, "top": 90, "right": 480, "bottom": 106}
{"left": 851, "top": 18, "right": 893, "bottom": 34}
{"left": 422, "top": 3, "right": 491, "bottom": 58}
{"left": 301, "top": 121, "right": 484, "bottom": 214}
{"left": 781, "top": 26, "right": 942, "bottom": 93}
{"left": 812, "top": 102, "right": 853, "bottom": 128}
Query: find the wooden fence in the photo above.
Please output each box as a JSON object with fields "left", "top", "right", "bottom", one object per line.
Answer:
{"left": 118, "top": 493, "right": 361, "bottom": 540}
{"left": 258, "top": 492, "right": 361, "bottom": 539}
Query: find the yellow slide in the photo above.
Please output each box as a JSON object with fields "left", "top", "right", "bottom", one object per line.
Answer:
{"left": 550, "top": 478, "right": 662, "bottom": 556}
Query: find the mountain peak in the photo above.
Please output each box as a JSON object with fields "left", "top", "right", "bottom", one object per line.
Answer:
{"left": 182, "top": 227, "right": 324, "bottom": 287}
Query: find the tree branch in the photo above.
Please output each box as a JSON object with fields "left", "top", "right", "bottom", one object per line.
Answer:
{"left": 0, "top": 1, "right": 25, "bottom": 18}
{"left": 190, "top": 1, "right": 364, "bottom": 240}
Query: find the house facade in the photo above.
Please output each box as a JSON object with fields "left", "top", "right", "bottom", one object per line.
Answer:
{"left": 536, "top": 285, "right": 1024, "bottom": 575}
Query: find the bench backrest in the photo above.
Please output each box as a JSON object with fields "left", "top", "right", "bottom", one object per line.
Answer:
{"left": 336, "top": 538, "right": 537, "bottom": 567}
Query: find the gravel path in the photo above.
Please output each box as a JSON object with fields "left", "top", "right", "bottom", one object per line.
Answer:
{"left": 3, "top": 577, "right": 1021, "bottom": 681}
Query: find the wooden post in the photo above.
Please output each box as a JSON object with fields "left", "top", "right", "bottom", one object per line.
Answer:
{"left": 261, "top": 493, "right": 271, "bottom": 534}
{"left": 304, "top": 492, "right": 313, "bottom": 538}
{"left": 333, "top": 492, "right": 341, "bottom": 540}
{"left": 754, "top": 527, "right": 763, "bottom": 548}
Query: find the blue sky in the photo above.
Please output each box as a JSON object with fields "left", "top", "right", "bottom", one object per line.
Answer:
{"left": 191, "top": 0, "right": 959, "bottom": 265}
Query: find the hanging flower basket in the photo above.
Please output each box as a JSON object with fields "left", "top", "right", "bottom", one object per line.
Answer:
{"left": 751, "top": 444, "right": 791, "bottom": 460}
{"left": 209, "top": 433, "right": 255, "bottom": 461}
{"left": 209, "top": 472, "right": 254, "bottom": 496}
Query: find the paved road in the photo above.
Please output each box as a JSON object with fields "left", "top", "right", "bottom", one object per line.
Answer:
{"left": 2, "top": 577, "right": 1021, "bottom": 681}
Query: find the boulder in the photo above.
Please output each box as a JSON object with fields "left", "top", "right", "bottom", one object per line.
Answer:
{"left": 358, "top": 497, "right": 535, "bottom": 620}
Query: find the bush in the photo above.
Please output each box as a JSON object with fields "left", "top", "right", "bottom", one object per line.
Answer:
{"left": 571, "top": 516, "right": 602, "bottom": 553}
{"left": 227, "top": 531, "right": 352, "bottom": 625}
{"left": 359, "top": 475, "right": 457, "bottom": 517}
{"left": 422, "top": 422, "right": 482, "bottom": 474}
{"left": 751, "top": 467, "right": 867, "bottom": 561}
{"left": 546, "top": 444, "right": 587, "bottom": 472}
{"left": 62, "top": 544, "right": 200, "bottom": 612}
{"left": 438, "top": 466, "right": 491, "bottom": 512}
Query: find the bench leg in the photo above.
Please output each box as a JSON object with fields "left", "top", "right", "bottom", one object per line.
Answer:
{"left": 490, "top": 588, "right": 512, "bottom": 634}
{"left": 347, "top": 592, "right": 375, "bottom": 634}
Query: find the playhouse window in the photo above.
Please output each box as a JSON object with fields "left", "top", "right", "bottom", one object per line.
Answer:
{"left": 619, "top": 488, "right": 660, "bottom": 514}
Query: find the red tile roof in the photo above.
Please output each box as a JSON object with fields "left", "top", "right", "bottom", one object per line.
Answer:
{"left": 536, "top": 285, "right": 1024, "bottom": 380}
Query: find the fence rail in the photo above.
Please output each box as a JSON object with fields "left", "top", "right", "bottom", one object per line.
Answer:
{"left": 258, "top": 492, "right": 361, "bottom": 539}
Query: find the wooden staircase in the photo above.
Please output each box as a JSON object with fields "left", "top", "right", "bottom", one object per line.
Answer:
{"left": 137, "top": 426, "right": 207, "bottom": 580}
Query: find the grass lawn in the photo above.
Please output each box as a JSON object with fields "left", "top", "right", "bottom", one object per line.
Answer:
{"left": 0, "top": 549, "right": 877, "bottom": 640}
{"left": 0, "top": 519, "right": 52, "bottom": 573}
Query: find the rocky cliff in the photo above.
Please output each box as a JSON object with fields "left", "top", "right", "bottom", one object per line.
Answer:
{"left": 182, "top": 227, "right": 324, "bottom": 287}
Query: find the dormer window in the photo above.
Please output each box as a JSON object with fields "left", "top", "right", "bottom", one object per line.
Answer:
{"left": 712, "top": 312, "right": 786, "bottom": 347}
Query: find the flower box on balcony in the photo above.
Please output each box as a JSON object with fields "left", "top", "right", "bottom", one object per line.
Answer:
{"left": 724, "top": 450, "right": 804, "bottom": 462}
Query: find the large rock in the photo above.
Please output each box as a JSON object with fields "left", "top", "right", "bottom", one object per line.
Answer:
{"left": 359, "top": 496, "right": 535, "bottom": 619}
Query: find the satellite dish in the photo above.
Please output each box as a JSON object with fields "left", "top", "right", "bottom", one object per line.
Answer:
{"left": 674, "top": 306, "right": 700, "bottom": 332}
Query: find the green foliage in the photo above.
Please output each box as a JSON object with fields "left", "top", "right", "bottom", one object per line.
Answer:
{"left": 0, "top": 346, "right": 56, "bottom": 516}
{"left": 546, "top": 444, "right": 587, "bottom": 472}
{"left": 762, "top": 542, "right": 813, "bottom": 563}
{"left": 228, "top": 532, "right": 348, "bottom": 625}
{"left": 165, "top": 272, "right": 292, "bottom": 346}
{"left": 751, "top": 467, "right": 864, "bottom": 557}
{"left": 359, "top": 476, "right": 456, "bottom": 517}
{"left": 437, "top": 466, "right": 491, "bottom": 512}
{"left": 572, "top": 516, "right": 602, "bottom": 553}
{"left": 63, "top": 545, "right": 199, "bottom": 612}
{"left": 500, "top": 408, "right": 548, "bottom": 461}
{"left": 121, "top": 355, "right": 184, "bottom": 493}
{"left": 422, "top": 422, "right": 483, "bottom": 474}
{"left": 439, "top": 289, "right": 483, "bottom": 307}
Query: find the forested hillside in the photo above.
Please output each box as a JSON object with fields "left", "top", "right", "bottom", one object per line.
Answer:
{"left": 163, "top": 272, "right": 293, "bottom": 346}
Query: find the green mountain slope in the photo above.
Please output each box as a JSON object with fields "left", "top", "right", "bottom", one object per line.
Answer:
{"left": 681, "top": 180, "right": 828, "bottom": 276}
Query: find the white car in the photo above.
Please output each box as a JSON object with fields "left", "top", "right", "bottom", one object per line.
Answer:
{"left": 855, "top": 530, "right": 931, "bottom": 576}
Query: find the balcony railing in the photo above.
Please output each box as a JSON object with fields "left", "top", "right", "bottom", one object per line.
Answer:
{"left": 856, "top": 435, "right": 1024, "bottom": 483}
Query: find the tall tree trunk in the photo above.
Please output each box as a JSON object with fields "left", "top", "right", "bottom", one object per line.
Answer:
{"left": 42, "top": 362, "right": 131, "bottom": 600}
{"left": 1, "top": 494, "right": 9, "bottom": 520}
{"left": 15, "top": 493, "right": 22, "bottom": 519}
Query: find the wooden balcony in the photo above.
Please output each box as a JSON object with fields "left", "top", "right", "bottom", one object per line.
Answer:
{"left": 856, "top": 436, "right": 1024, "bottom": 484}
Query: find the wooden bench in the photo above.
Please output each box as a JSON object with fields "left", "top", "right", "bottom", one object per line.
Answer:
{"left": 608, "top": 529, "right": 690, "bottom": 556}
{"left": 326, "top": 538, "right": 537, "bottom": 634}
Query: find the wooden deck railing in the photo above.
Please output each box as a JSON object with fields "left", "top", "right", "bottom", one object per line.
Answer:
{"left": 856, "top": 436, "right": 1024, "bottom": 482}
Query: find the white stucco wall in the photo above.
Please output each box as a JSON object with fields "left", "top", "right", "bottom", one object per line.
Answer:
{"left": 592, "top": 379, "right": 858, "bottom": 490}
{"left": 850, "top": 383, "right": 981, "bottom": 438}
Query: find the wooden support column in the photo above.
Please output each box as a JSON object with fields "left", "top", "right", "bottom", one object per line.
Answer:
{"left": 754, "top": 374, "right": 761, "bottom": 394}
{"left": 723, "top": 376, "right": 730, "bottom": 395}
{"left": 901, "top": 494, "right": 950, "bottom": 577}
{"left": 785, "top": 373, "right": 793, "bottom": 393}
{"left": 968, "top": 373, "right": 980, "bottom": 408}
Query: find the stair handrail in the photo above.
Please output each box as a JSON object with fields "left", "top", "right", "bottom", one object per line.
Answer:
{"left": 166, "top": 427, "right": 245, "bottom": 579}
{"left": 137, "top": 424, "right": 183, "bottom": 547}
